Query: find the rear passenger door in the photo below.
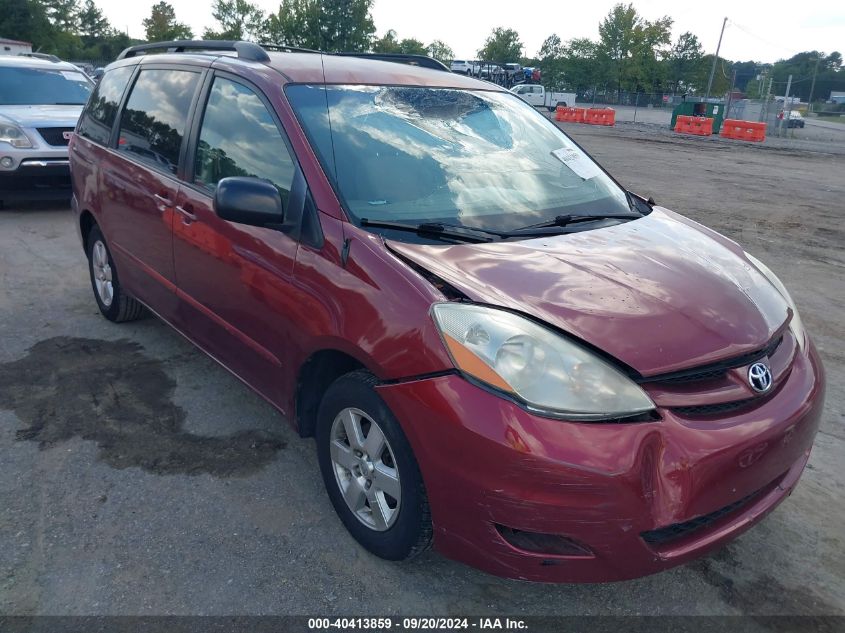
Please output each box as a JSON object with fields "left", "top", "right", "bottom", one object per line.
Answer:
{"left": 172, "top": 73, "right": 306, "bottom": 403}
{"left": 102, "top": 66, "right": 203, "bottom": 319}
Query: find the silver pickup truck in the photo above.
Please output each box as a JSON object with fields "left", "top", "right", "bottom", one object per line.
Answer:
{"left": 0, "top": 55, "right": 93, "bottom": 207}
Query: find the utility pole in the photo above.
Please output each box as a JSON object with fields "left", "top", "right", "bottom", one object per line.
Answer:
{"left": 725, "top": 68, "right": 737, "bottom": 118}
{"left": 704, "top": 17, "right": 728, "bottom": 103}
{"left": 781, "top": 74, "right": 793, "bottom": 136}
{"left": 807, "top": 55, "right": 821, "bottom": 114}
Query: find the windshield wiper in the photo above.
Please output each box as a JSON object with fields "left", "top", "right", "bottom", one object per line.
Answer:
{"left": 360, "top": 219, "right": 501, "bottom": 243}
{"left": 508, "top": 212, "right": 641, "bottom": 235}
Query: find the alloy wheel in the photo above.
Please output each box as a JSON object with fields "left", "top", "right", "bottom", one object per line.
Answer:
{"left": 329, "top": 407, "right": 401, "bottom": 531}
{"left": 92, "top": 240, "right": 114, "bottom": 307}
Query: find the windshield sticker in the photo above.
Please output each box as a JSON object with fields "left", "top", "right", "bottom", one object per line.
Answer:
{"left": 60, "top": 71, "right": 87, "bottom": 81}
{"left": 551, "top": 147, "right": 602, "bottom": 180}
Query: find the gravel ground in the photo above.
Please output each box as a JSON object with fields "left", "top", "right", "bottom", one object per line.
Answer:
{"left": 0, "top": 122, "right": 843, "bottom": 619}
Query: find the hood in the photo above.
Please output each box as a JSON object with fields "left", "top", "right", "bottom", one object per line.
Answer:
{"left": 387, "top": 209, "right": 789, "bottom": 377}
{"left": 0, "top": 105, "right": 84, "bottom": 128}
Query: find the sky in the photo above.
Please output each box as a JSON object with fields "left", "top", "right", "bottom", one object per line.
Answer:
{"left": 98, "top": 0, "right": 845, "bottom": 64}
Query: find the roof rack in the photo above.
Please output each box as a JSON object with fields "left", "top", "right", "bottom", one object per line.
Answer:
{"left": 115, "top": 40, "right": 451, "bottom": 73}
{"left": 336, "top": 53, "right": 449, "bottom": 72}
{"left": 17, "top": 52, "right": 61, "bottom": 63}
{"left": 116, "top": 40, "right": 270, "bottom": 62}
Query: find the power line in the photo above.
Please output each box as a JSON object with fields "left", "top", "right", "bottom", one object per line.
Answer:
{"left": 726, "top": 19, "right": 800, "bottom": 57}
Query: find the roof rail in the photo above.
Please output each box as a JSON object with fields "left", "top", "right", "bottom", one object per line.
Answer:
{"left": 336, "top": 52, "right": 449, "bottom": 72}
{"left": 18, "top": 52, "right": 61, "bottom": 63}
{"left": 114, "top": 41, "right": 451, "bottom": 73}
{"left": 116, "top": 40, "right": 270, "bottom": 63}
{"left": 260, "top": 43, "right": 322, "bottom": 55}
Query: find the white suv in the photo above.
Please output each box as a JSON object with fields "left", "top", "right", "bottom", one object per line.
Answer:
{"left": 450, "top": 60, "right": 478, "bottom": 76}
{"left": 0, "top": 56, "right": 93, "bottom": 207}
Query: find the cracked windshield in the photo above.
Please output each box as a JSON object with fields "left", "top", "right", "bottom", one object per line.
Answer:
{"left": 287, "top": 85, "right": 631, "bottom": 232}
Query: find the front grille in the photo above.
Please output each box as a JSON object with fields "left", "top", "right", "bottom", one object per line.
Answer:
{"left": 641, "top": 487, "right": 766, "bottom": 546}
{"left": 645, "top": 336, "right": 783, "bottom": 385}
{"left": 670, "top": 397, "right": 759, "bottom": 417}
{"left": 37, "top": 127, "right": 74, "bottom": 147}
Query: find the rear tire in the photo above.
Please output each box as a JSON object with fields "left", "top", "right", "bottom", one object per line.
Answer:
{"left": 316, "top": 370, "right": 432, "bottom": 560}
{"left": 86, "top": 225, "right": 145, "bottom": 323}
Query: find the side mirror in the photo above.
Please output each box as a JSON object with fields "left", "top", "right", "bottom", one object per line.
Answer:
{"left": 213, "top": 177, "right": 284, "bottom": 228}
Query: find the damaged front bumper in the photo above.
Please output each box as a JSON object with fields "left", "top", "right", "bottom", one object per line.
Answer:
{"left": 375, "top": 341, "right": 825, "bottom": 582}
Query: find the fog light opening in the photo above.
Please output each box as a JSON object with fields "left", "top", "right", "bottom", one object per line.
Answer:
{"left": 495, "top": 524, "right": 594, "bottom": 558}
{"left": 0, "top": 156, "right": 14, "bottom": 169}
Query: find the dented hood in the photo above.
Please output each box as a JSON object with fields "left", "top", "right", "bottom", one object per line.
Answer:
{"left": 387, "top": 209, "right": 789, "bottom": 377}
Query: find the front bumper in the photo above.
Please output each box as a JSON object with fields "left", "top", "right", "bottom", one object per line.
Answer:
{"left": 0, "top": 143, "right": 71, "bottom": 203}
{"left": 376, "top": 341, "right": 825, "bottom": 582}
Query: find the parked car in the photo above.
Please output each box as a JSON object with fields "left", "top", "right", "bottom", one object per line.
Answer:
{"left": 787, "top": 110, "right": 805, "bottom": 128}
{"left": 450, "top": 60, "right": 477, "bottom": 75}
{"left": 0, "top": 55, "right": 93, "bottom": 207}
{"left": 502, "top": 62, "right": 522, "bottom": 79}
{"left": 70, "top": 41, "right": 825, "bottom": 583}
{"left": 478, "top": 62, "right": 503, "bottom": 81}
{"left": 510, "top": 84, "right": 576, "bottom": 111}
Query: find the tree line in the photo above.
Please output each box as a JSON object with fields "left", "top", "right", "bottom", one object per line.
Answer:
{"left": 1, "top": 0, "right": 841, "bottom": 102}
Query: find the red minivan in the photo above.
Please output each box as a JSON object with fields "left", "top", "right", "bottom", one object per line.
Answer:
{"left": 70, "top": 41, "right": 825, "bottom": 583}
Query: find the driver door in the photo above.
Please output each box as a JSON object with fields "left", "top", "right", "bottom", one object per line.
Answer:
{"left": 172, "top": 73, "right": 302, "bottom": 403}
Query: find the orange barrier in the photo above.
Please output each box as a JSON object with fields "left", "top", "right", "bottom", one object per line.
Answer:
{"left": 674, "top": 115, "right": 714, "bottom": 136}
{"left": 555, "top": 106, "right": 586, "bottom": 123}
{"left": 582, "top": 108, "right": 616, "bottom": 126}
{"left": 720, "top": 119, "right": 767, "bottom": 142}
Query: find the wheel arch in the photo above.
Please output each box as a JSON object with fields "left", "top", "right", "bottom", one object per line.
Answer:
{"left": 79, "top": 209, "right": 98, "bottom": 252}
{"left": 295, "top": 348, "right": 368, "bottom": 438}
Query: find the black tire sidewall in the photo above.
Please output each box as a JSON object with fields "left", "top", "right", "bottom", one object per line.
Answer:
{"left": 316, "top": 373, "right": 427, "bottom": 561}
{"left": 86, "top": 226, "right": 123, "bottom": 321}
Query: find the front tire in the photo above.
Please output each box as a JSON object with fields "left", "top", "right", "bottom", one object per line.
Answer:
{"left": 316, "top": 370, "right": 432, "bottom": 560}
{"left": 86, "top": 225, "right": 145, "bottom": 322}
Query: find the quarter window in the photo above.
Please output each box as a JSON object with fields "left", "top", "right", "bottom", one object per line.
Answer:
{"left": 77, "top": 66, "right": 133, "bottom": 146}
{"left": 117, "top": 69, "right": 200, "bottom": 174}
{"left": 194, "top": 77, "right": 295, "bottom": 199}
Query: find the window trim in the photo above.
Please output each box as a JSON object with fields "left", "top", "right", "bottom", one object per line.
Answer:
{"left": 77, "top": 65, "right": 134, "bottom": 147}
{"left": 111, "top": 63, "right": 208, "bottom": 180}
{"left": 183, "top": 69, "right": 322, "bottom": 247}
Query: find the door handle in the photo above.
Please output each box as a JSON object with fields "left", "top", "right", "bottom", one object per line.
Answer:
{"left": 175, "top": 204, "right": 197, "bottom": 223}
{"left": 153, "top": 192, "right": 174, "bottom": 211}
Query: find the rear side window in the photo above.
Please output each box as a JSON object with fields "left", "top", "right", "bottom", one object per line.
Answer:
{"left": 117, "top": 69, "right": 200, "bottom": 174}
{"left": 194, "top": 77, "right": 295, "bottom": 198}
{"left": 77, "top": 66, "right": 133, "bottom": 146}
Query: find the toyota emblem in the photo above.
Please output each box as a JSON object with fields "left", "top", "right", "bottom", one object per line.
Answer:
{"left": 748, "top": 362, "right": 773, "bottom": 393}
{"left": 63, "top": 131, "right": 73, "bottom": 141}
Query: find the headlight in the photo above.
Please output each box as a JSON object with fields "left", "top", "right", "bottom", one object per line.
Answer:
{"left": 0, "top": 122, "right": 33, "bottom": 148}
{"left": 431, "top": 303, "right": 655, "bottom": 420}
{"left": 745, "top": 252, "right": 806, "bottom": 350}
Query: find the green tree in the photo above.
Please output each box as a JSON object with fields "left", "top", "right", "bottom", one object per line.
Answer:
{"left": 694, "top": 54, "right": 730, "bottom": 96}
{"left": 143, "top": 1, "right": 193, "bottom": 42}
{"left": 372, "top": 29, "right": 400, "bottom": 53}
{"left": 318, "top": 0, "right": 375, "bottom": 51}
{"left": 426, "top": 39, "right": 453, "bottom": 64}
{"left": 398, "top": 38, "right": 426, "bottom": 55}
{"left": 40, "top": 0, "right": 80, "bottom": 31}
{"left": 203, "top": 0, "right": 266, "bottom": 41}
{"left": 265, "top": 0, "right": 375, "bottom": 51}
{"left": 537, "top": 34, "right": 565, "bottom": 88}
{"left": 770, "top": 51, "right": 845, "bottom": 102}
{"left": 0, "top": 0, "right": 52, "bottom": 48}
{"left": 597, "top": 3, "right": 671, "bottom": 93}
{"left": 78, "top": 0, "right": 109, "bottom": 43}
{"left": 538, "top": 34, "right": 563, "bottom": 59}
{"left": 562, "top": 37, "right": 602, "bottom": 90}
{"left": 266, "top": 0, "right": 321, "bottom": 48}
{"left": 477, "top": 27, "right": 523, "bottom": 62}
